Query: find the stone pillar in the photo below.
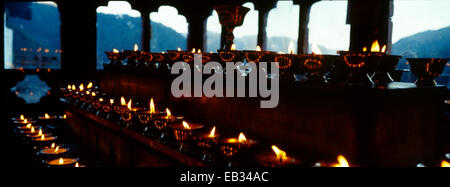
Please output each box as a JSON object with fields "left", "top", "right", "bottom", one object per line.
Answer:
{"left": 184, "top": 9, "right": 212, "bottom": 51}
{"left": 294, "top": 0, "right": 316, "bottom": 54}
{"left": 140, "top": 10, "right": 151, "bottom": 52}
{"left": 254, "top": 0, "right": 277, "bottom": 51}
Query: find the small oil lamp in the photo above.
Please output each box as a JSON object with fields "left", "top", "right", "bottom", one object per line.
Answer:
{"left": 152, "top": 108, "right": 184, "bottom": 144}
{"left": 194, "top": 126, "right": 220, "bottom": 163}
{"left": 37, "top": 145, "right": 69, "bottom": 162}
{"left": 33, "top": 134, "right": 57, "bottom": 149}
{"left": 47, "top": 157, "right": 79, "bottom": 167}
{"left": 26, "top": 128, "right": 51, "bottom": 139}
{"left": 257, "top": 145, "right": 300, "bottom": 167}
{"left": 407, "top": 58, "right": 449, "bottom": 87}
{"left": 105, "top": 48, "right": 126, "bottom": 68}
{"left": 101, "top": 98, "right": 115, "bottom": 120}
{"left": 220, "top": 132, "right": 257, "bottom": 167}
{"left": 13, "top": 117, "right": 36, "bottom": 125}
{"left": 137, "top": 98, "right": 162, "bottom": 137}
{"left": 294, "top": 45, "right": 340, "bottom": 83}
{"left": 331, "top": 155, "right": 351, "bottom": 167}
{"left": 170, "top": 121, "right": 204, "bottom": 152}
{"left": 38, "top": 113, "right": 58, "bottom": 120}
{"left": 167, "top": 48, "right": 185, "bottom": 62}
{"left": 218, "top": 44, "right": 244, "bottom": 63}
{"left": 120, "top": 99, "right": 145, "bottom": 129}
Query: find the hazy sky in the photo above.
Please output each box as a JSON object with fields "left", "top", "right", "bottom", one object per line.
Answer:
{"left": 96, "top": 0, "right": 450, "bottom": 51}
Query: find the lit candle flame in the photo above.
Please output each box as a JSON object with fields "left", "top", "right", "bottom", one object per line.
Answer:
{"left": 86, "top": 91, "right": 90, "bottom": 95}
{"left": 134, "top": 44, "right": 139, "bottom": 51}
{"left": 110, "top": 99, "right": 114, "bottom": 105}
{"left": 38, "top": 129, "right": 42, "bottom": 136}
{"left": 63, "top": 114, "right": 67, "bottom": 119}
{"left": 99, "top": 98, "right": 103, "bottom": 102}
{"left": 288, "top": 41, "right": 295, "bottom": 54}
{"left": 370, "top": 40, "right": 380, "bottom": 52}
{"left": 332, "top": 155, "right": 350, "bottom": 167}
{"left": 87, "top": 82, "right": 93, "bottom": 89}
{"left": 120, "top": 97, "right": 126, "bottom": 106}
{"left": 177, "top": 48, "right": 181, "bottom": 51}
{"left": 127, "top": 99, "right": 132, "bottom": 110}
{"left": 71, "top": 85, "right": 76, "bottom": 90}
{"left": 51, "top": 143, "right": 55, "bottom": 148}
{"left": 24, "top": 119, "right": 28, "bottom": 123}
{"left": 442, "top": 160, "right": 450, "bottom": 167}
{"left": 271, "top": 145, "right": 287, "bottom": 161}
{"left": 113, "top": 48, "right": 119, "bottom": 53}
{"left": 67, "top": 85, "right": 71, "bottom": 90}
{"left": 182, "top": 121, "right": 191, "bottom": 129}
{"left": 41, "top": 134, "right": 45, "bottom": 140}
{"left": 91, "top": 92, "right": 96, "bottom": 97}
{"left": 256, "top": 45, "right": 262, "bottom": 51}
{"left": 59, "top": 158, "right": 64, "bottom": 165}
{"left": 238, "top": 132, "right": 247, "bottom": 143}
{"left": 209, "top": 126, "right": 216, "bottom": 138}
{"left": 149, "top": 98, "right": 155, "bottom": 114}
{"left": 381, "top": 45, "right": 386, "bottom": 53}
{"left": 45, "top": 113, "right": 50, "bottom": 119}
{"left": 31, "top": 126, "right": 35, "bottom": 133}
{"left": 55, "top": 146, "right": 59, "bottom": 153}
{"left": 75, "top": 162, "right": 79, "bottom": 167}
{"left": 79, "top": 84, "right": 84, "bottom": 91}
{"left": 231, "top": 44, "right": 236, "bottom": 51}
{"left": 20, "top": 115, "right": 24, "bottom": 120}
{"left": 197, "top": 49, "right": 201, "bottom": 53}
{"left": 311, "top": 43, "right": 322, "bottom": 55}
{"left": 191, "top": 48, "right": 196, "bottom": 53}
{"left": 26, "top": 123, "right": 31, "bottom": 128}
{"left": 362, "top": 46, "right": 367, "bottom": 52}
{"left": 166, "top": 108, "right": 171, "bottom": 119}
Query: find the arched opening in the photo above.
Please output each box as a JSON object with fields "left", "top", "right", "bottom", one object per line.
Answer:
{"left": 266, "top": 1, "right": 299, "bottom": 53}
{"left": 150, "top": 6, "right": 187, "bottom": 52}
{"left": 206, "top": 10, "right": 221, "bottom": 52}
{"left": 233, "top": 2, "right": 258, "bottom": 50}
{"left": 392, "top": 0, "right": 450, "bottom": 86}
{"left": 96, "top": 1, "right": 142, "bottom": 69}
{"left": 309, "top": 0, "right": 349, "bottom": 54}
{"left": 4, "top": 1, "right": 61, "bottom": 69}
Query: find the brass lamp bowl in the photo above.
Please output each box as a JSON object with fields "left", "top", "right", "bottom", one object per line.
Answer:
{"left": 166, "top": 50, "right": 184, "bottom": 61}
{"left": 214, "top": 5, "right": 250, "bottom": 50}
{"left": 152, "top": 113, "right": 184, "bottom": 144}
{"left": 170, "top": 122, "right": 204, "bottom": 152}
{"left": 367, "top": 53, "right": 401, "bottom": 88}
{"left": 218, "top": 50, "right": 244, "bottom": 63}
{"left": 339, "top": 52, "right": 378, "bottom": 87}
{"left": 296, "top": 54, "right": 339, "bottom": 83}
{"left": 407, "top": 58, "right": 449, "bottom": 86}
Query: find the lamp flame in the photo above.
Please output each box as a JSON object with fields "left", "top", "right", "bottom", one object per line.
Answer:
{"left": 209, "top": 127, "right": 216, "bottom": 138}
{"left": 99, "top": 98, "right": 103, "bottom": 102}
{"left": 288, "top": 41, "right": 295, "bottom": 54}
{"left": 63, "top": 114, "right": 67, "bottom": 119}
{"left": 20, "top": 115, "right": 24, "bottom": 120}
{"left": 110, "top": 99, "right": 114, "bottom": 105}
{"left": 75, "top": 162, "right": 79, "bottom": 167}
{"left": 191, "top": 48, "right": 196, "bottom": 53}
{"left": 231, "top": 44, "right": 236, "bottom": 51}
{"left": 177, "top": 48, "right": 181, "bottom": 51}
{"left": 51, "top": 143, "right": 55, "bottom": 148}
{"left": 67, "top": 85, "right": 71, "bottom": 90}
{"left": 362, "top": 47, "right": 367, "bottom": 52}
{"left": 45, "top": 113, "right": 50, "bottom": 119}
{"left": 41, "top": 134, "right": 45, "bottom": 140}
{"left": 38, "top": 129, "right": 42, "bottom": 136}
{"left": 120, "top": 97, "right": 126, "bottom": 106}
{"left": 87, "top": 82, "right": 93, "bottom": 89}
{"left": 311, "top": 43, "right": 322, "bottom": 55}
{"left": 381, "top": 45, "right": 386, "bottom": 53}
{"left": 31, "top": 127, "right": 35, "bottom": 133}
{"left": 71, "top": 85, "right": 76, "bottom": 90}
{"left": 149, "top": 98, "right": 155, "bottom": 114}
{"left": 271, "top": 145, "right": 288, "bottom": 161}
{"left": 238, "top": 132, "right": 247, "bottom": 143}
{"left": 59, "top": 158, "right": 64, "bottom": 165}
{"left": 134, "top": 44, "right": 139, "bottom": 51}
{"left": 333, "top": 155, "right": 350, "bottom": 167}
{"left": 166, "top": 108, "right": 171, "bottom": 119}
{"left": 256, "top": 45, "right": 262, "bottom": 51}
{"left": 127, "top": 99, "right": 132, "bottom": 110}
{"left": 442, "top": 160, "right": 450, "bottom": 167}
{"left": 113, "top": 48, "right": 119, "bottom": 53}
{"left": 182, "top": 121, "right": 191, "bottom": 129}
{"left": 79, "top": 84, "right": 84, "bottom": 91}
{"left": 91, "top": 92, "right": 96, "bottom": 97}
{"left": 197, "top": 49, "right": 201, "bottom": 53}
{"left": 370, "top": 40, "right": 380, "bottom": 52}
{"left": 24, "top": 119, "right": 28, "bottom": 123}
{"left": 55, "top": 146, "right": 59, "bottom": 153}
{"left": 86, "top": 91, "right": 90, "bottom": 95}
{"left": 26, "top": 123, "right": 31, "bottom": 128}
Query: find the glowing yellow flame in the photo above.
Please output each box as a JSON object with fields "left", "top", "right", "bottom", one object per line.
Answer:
{"left": 166, "top": 108, "right": 171, "bottom": 119}
{"left": 271, "top": 145, "right": 287, "bottom": 161}
{"left": 63, "top": 114, "right": 67, "bottom": 119}
{"left": 134, "top": 44, "right": 139, "bottom": 51}
{"left": 333, "top": 155, "right": 350, "bottom": 167}
{"left": 91, "top": 92, "right": 96, "bottom": 97}
{"left": 177, "top": 48, "right": 181, "bottom": 51}
{"left": 311, "top": 43, "right": 322, "bottom": 55}
{"left": 362, "top": 47, "right": 367, "bottom": 52}
{"left": 442, "top": 160, "right": 450, "bottom": 167}
{"left": 59, "top": 158, "right": 64, "bottom": 165}
{"left": 209, "top": 127, "right": 216, "bottom": 138}
{"left": 20, "top": 115, "right": 24, "bottom": 120}
{"left": 381, "top": 45, "right": 386, "bottom": 53}
{"left": 110, "top": 99, "right": 114, "bottom": 105}
{"left": 24, "top": 119, "right": 28, "bottom": 123}
{"left": 191, "top": 48, "right": 196, "bottom": 53}
{"left": 127, "top": 99, "right": 132, "bottom": 110}
{"left": 231, "top": 44, "right": 236, "bottom": 51}
{"left": 182, "top": 121, "right": 191, "bottom": 129}
{"left": 26, "top": 123, "right": 31, "bottom": 128}
{"left": 31, "top": 127, "right": 35, "bottom": 133}
{"left": 99, "top": 98, "right": 103, "bottom": 102}
{"left": 38, "top": 129, "right": 42, "bottom": 136}
{"left": 45, "top": 113, "right": 50, "bottom": 119}
{"left": 67, "top": 85, "right": 71, "bottom": 90}
{"left": 86, "top": 91, "right": 90, "bottom": 95}
{"left": 75, "top": 162, "right": 79, "bottom": 167}
{"left": 197, "top": 49, "right": 201, "bottom": 53}
{"left": 71, "top": 85, "right": 76, "bottom": 90}
{"left": 51, "top": 143, "right": 55, "bottom": 148}
{"left": 288, "top": 41, "right": 295, "bottom": 54}
{"left": 256, "top": 45, "right": 262, "bottom": 51}
{"left": 149, "top": 98, "right": 155, "bottom": 114}
{"left": 79, "top": 84, "right": 84, "bottom": 91}
{"left": 41, "top": 134, "right": 45, "bottom": 140}
{"left": 87, "top": 82, "right": 93, "bottom": 89}
{"left": 55, "top": 146, "right": 59, "bottom": 153}
{"left": 113, "top": 48, "right": 119, "bottom": 53}
{"left": 238, "top": 132, "right": 247, "bottom": 143}
{"left": 120, "top": 97, "right": 126, "bottom": 105}
{"left": 370, "top": 40, "right": 380, "bottom": 52}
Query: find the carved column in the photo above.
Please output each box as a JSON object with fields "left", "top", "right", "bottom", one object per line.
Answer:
{"left": 294, "top": 0, "right": 317, "bottom": 54}
{"left": 254, "top": 0, "right": 277, "bottom": 50}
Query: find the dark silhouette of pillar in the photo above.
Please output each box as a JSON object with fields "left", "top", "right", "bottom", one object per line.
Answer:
{"left": 294, "top": 0, "right": 317, "bottom": 54}
{"left": 184, "top": 9, "right": 212, "bottom": 51}
{"left": 254, "top": 0, "right": 277, "bottom": 51}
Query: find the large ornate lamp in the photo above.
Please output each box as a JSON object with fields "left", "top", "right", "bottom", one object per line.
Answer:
{"left": 214, "top": 4, "right": 250, "bottom": 50}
